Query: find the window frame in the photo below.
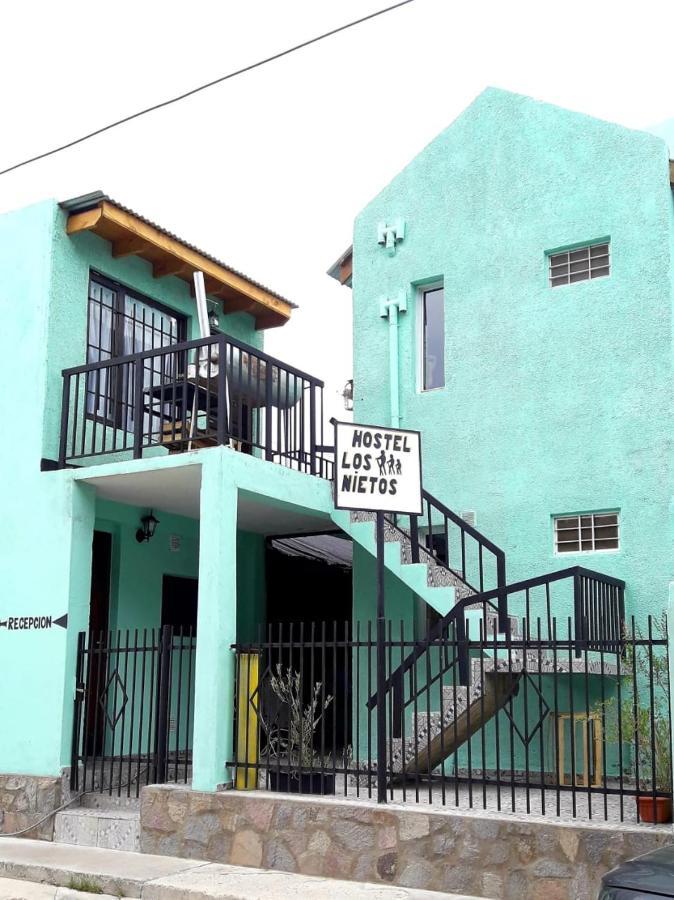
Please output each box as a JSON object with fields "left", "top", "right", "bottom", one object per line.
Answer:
{"left": 552, "top": 511, "right": 620, "bottom": 556}
{"left": 85, "top": 271, "right": 188, "bottom": 429}
{"left": 547, "top": 240, "right": 611, "bottom": 289}
{"left": 416, "top": 281, "right": 445, "bottom": 393}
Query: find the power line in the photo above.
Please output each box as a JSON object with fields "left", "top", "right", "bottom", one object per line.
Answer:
{"left": 0, "top": 1, "right": 415, "bottom": 178}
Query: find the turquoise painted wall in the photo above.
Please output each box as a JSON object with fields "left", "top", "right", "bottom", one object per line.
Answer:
{"left": 351, "top": 88, "right": 674, "bottom": 620}
{"left": 0, "top": 202, "right": 97, "bottom": 775}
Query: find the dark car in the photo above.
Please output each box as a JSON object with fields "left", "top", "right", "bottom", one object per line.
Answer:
{"left": 599, "top": 845, "right": 674, "bottom": 898}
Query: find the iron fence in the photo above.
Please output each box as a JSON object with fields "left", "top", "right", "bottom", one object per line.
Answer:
{"left": 230, "top": 606, "right": 672, "bottom": 824}
{"left": 70, "top": 626, "right": 195, "bottom": 798}
{"left": 59, "top": 333, "right": 333, "bottom": 477}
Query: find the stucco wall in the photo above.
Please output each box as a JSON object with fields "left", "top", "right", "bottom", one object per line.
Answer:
{"left": 0, "top": 202, "right": 97, "bottom": 776}
{"left": 352, "top": 88, "right": 674, "bottom": 618}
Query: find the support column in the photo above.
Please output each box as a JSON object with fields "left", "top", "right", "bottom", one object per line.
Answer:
{"left": 667, "top": 581, "right": 674, "bottom": 788}
{"left": 192, "top": 453, "right": 238, "bottom": 791}
{"left": 59, "top": 480, "right": 96, "bottom": 767}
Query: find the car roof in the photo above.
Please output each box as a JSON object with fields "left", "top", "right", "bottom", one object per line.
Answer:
{"left": 603, "top": 845, "right": 674, "bottom": 894}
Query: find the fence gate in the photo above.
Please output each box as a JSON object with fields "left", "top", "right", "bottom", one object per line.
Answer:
{"left": 70, "top": 626, "right": 196, "bottom": 798}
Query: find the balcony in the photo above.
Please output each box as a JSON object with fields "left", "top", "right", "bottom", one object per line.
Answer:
{"left": 58, "top": 333, "right": 333, "bottom": 477}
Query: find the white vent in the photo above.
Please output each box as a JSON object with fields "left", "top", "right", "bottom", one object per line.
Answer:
{"left": 169, "top": 717, "right": 176, "bottom": 734}
{"left": 461, "top": 511, "right": 476, "bottom": 528}
{"left": 169, "top": 534, "right": 181, "bottom": 552}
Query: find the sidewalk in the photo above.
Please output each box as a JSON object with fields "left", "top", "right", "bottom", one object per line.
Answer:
{"left": 0, "top": 839, "right": 481, "bottom": 899}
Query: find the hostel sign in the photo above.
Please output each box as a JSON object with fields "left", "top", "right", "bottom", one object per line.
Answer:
{"left": 334, "top": 421, "right": 422, "bottom": 515}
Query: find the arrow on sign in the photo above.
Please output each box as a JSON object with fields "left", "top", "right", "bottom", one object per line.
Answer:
{"left": 0, "top": 614, "right": 68, "bottom": 631}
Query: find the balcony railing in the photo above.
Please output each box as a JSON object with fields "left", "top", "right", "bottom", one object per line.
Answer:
{"left": 59, "top": 333, "right": 333, "bottom": 477}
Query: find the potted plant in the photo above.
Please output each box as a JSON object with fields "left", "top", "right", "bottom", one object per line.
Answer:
{"left": 596, "top": 614, "right": 672, "bottom": 823}
{"left": 260, "top": 663, "right": 335, "bottom": 795}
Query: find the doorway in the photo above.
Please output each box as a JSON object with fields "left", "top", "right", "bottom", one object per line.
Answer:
{"left": 85, "top": 530, "right": 112, "bottom": 756}
{"left": 265, "top": 535, "right": 353, "bottom": 753}
{"left": 161, "top": 575, "right": 198, "bottom": 631}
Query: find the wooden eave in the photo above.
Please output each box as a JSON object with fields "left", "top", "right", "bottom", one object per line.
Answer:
{"left": 66, "top": 201, "right": 292, "bottom": 329}
{"left": 670, "top": 159, "right": 674, "bottom": 186}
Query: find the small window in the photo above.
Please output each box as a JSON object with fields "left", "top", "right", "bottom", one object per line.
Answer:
{"left": 549, "top": 242, "right": 610, "bottom": 287}
{"left": 554, "top": 512, "right": 619, "bottom": 554}
{"left": 419, "top": 284, "right": 445, "bottom": 391}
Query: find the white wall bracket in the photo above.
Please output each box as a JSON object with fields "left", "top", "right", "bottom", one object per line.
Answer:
{"left": 377, "top": 218, "right": 406, "bottom": 256}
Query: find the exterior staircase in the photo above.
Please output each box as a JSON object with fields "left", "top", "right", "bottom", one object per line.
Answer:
{"left": 330, "top": 508, "right": 476, "bottom": 618}
{"left": 387, "top": 606, "right": 621, "bottom": 779}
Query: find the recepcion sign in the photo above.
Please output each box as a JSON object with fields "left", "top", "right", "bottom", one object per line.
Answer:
{"left": 334, "top": 421, "right": 423, "bottom": 515}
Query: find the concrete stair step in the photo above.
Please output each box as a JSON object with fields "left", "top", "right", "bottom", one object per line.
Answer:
{"left": 53, "top": 806, "right": 140, "bottom": 852}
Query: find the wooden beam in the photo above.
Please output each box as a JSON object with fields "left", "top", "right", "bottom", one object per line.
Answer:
{"left": 670, "top": 159, "right": 674, "bottom": 185}
{"left": 153, "top": 258, "right": 189, "bottom": 279}
{"left": 65, "top": 207, "right": 102, "bottom": 235}
{"left": 112, "top": 235, "right": 150, "bottom": 258}
{"left": 339, "top": 254, "right": 353, "bottom": 285}
{"left": 65, "top": 200, "right": 294, "bottom": 327}
{"left": 99, "top": 202, "right": 292, "bottom": 322}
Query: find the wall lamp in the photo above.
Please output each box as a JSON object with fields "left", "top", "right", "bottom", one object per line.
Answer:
{"left": 136, "top": 510, "right": 160, "bottom": 544}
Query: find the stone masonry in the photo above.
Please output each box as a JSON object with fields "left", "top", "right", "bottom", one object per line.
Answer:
{"left": 140, "top": 785, "right": 673, "bottom": 900}
{"left": 0, "top": 775, "right": 62, "bottom": 841}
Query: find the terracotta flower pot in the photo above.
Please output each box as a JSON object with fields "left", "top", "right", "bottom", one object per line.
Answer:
{"left": 637, "top": 795, "right": 672, "bottom": 824}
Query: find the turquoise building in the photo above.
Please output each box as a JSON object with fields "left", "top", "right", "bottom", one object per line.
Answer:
{"left": 333, "top": 86, "right": 674, "bottom": 626}
{"left": 0, "top": 88, "right": 671, "bottom": 845}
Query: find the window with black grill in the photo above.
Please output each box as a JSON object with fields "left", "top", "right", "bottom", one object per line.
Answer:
{"left": 86, "top": 273, "right": 186, "bottom": 426}
{"left": 549, "top": 242, "right": 610, "bottom": 287}
{"left": 554, "top": 512, "right": 619, "bottom": 554}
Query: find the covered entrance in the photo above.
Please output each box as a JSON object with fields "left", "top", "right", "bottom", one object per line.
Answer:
{"left": 68, "top": 448, "right": 337, "bottom": 797}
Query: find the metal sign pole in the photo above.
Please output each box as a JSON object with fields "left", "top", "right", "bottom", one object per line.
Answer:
{"left": 332, "top": 419, "right": 423, "bottom": 807}
{"left": 375, "top": 510, "right": 387, "bottom": 803}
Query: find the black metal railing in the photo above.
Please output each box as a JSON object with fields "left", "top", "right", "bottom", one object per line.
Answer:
{"left": 375, "top": 567, "right": 625, "bottom": 741}
{"left": 230, "top": 610, "right": 671, "bottom": 823}
{"left": 59, "top": 333, "right": 333, "bottom": 477}
{"left": 386, "top": 489, "right": 508, "bottom": 629}
{"left": 70, "top": 626, "right": 195, "bottom": 798}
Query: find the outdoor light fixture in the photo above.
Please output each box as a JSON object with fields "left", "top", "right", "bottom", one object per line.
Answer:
{"left": 342, "top": 379, "right": 354, "bottom": 411}
{"left": 136, "top": 510, "right": 160, "bottom": 543}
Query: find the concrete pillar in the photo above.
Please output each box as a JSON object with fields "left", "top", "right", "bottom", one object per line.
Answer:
{"left": 58, "top": 480, "right": 96, "bottom": 767}
{"left": 192, "top": 453, "right": 238, "bottom": 791}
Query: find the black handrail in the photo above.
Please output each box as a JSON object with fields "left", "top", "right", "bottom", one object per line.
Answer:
{"left": 387, "top": 487, "right": 508, "bottom": 631}
{"left": 59, "top": 331, "right": 330, "bottom": 475}
{"left": 62, "top": 331, "right": 325, "bottom": 387}
{"left": 368, "top": 566, "right": 626, "bottom": 735}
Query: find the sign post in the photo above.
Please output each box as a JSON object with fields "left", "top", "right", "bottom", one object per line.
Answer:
{"left": 333, "top": 420, "right": 422, "bottom": 803}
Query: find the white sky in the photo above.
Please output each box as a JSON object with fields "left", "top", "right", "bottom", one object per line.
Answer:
{"left": 3, "top": 0, "right": 674, "bottom": 421}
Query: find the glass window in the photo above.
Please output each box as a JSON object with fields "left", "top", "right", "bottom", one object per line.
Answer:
{"left": 421, "top": 285, "right": 445, "bottom": 391}
{"left": 86, "top": 274, "right": 185, "bottom": 428}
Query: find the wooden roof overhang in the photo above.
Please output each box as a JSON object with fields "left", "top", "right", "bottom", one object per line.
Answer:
{"left": 65, "top": 199, "right": 293, "bottom": 329}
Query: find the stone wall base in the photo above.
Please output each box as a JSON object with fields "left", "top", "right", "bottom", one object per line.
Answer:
{"left": 0, "top": 773, "right": 62, "bottom": 841}
{"left": 140, "top": 785, "right": 673, "bottom": 900}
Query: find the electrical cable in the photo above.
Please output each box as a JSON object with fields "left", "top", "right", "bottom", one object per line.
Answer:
{"left": 0, "top": 767, "right": 150, "bottom": 838}
{"left": 0, "top": 1, "right": 416, "bottom": 177}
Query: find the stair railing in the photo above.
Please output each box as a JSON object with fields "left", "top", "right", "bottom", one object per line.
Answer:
{"left": 386, "top": 487, "right": 508, "bottom": 632}
{"left": 369, "top": 565, "right": 625, "bottom": 740}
